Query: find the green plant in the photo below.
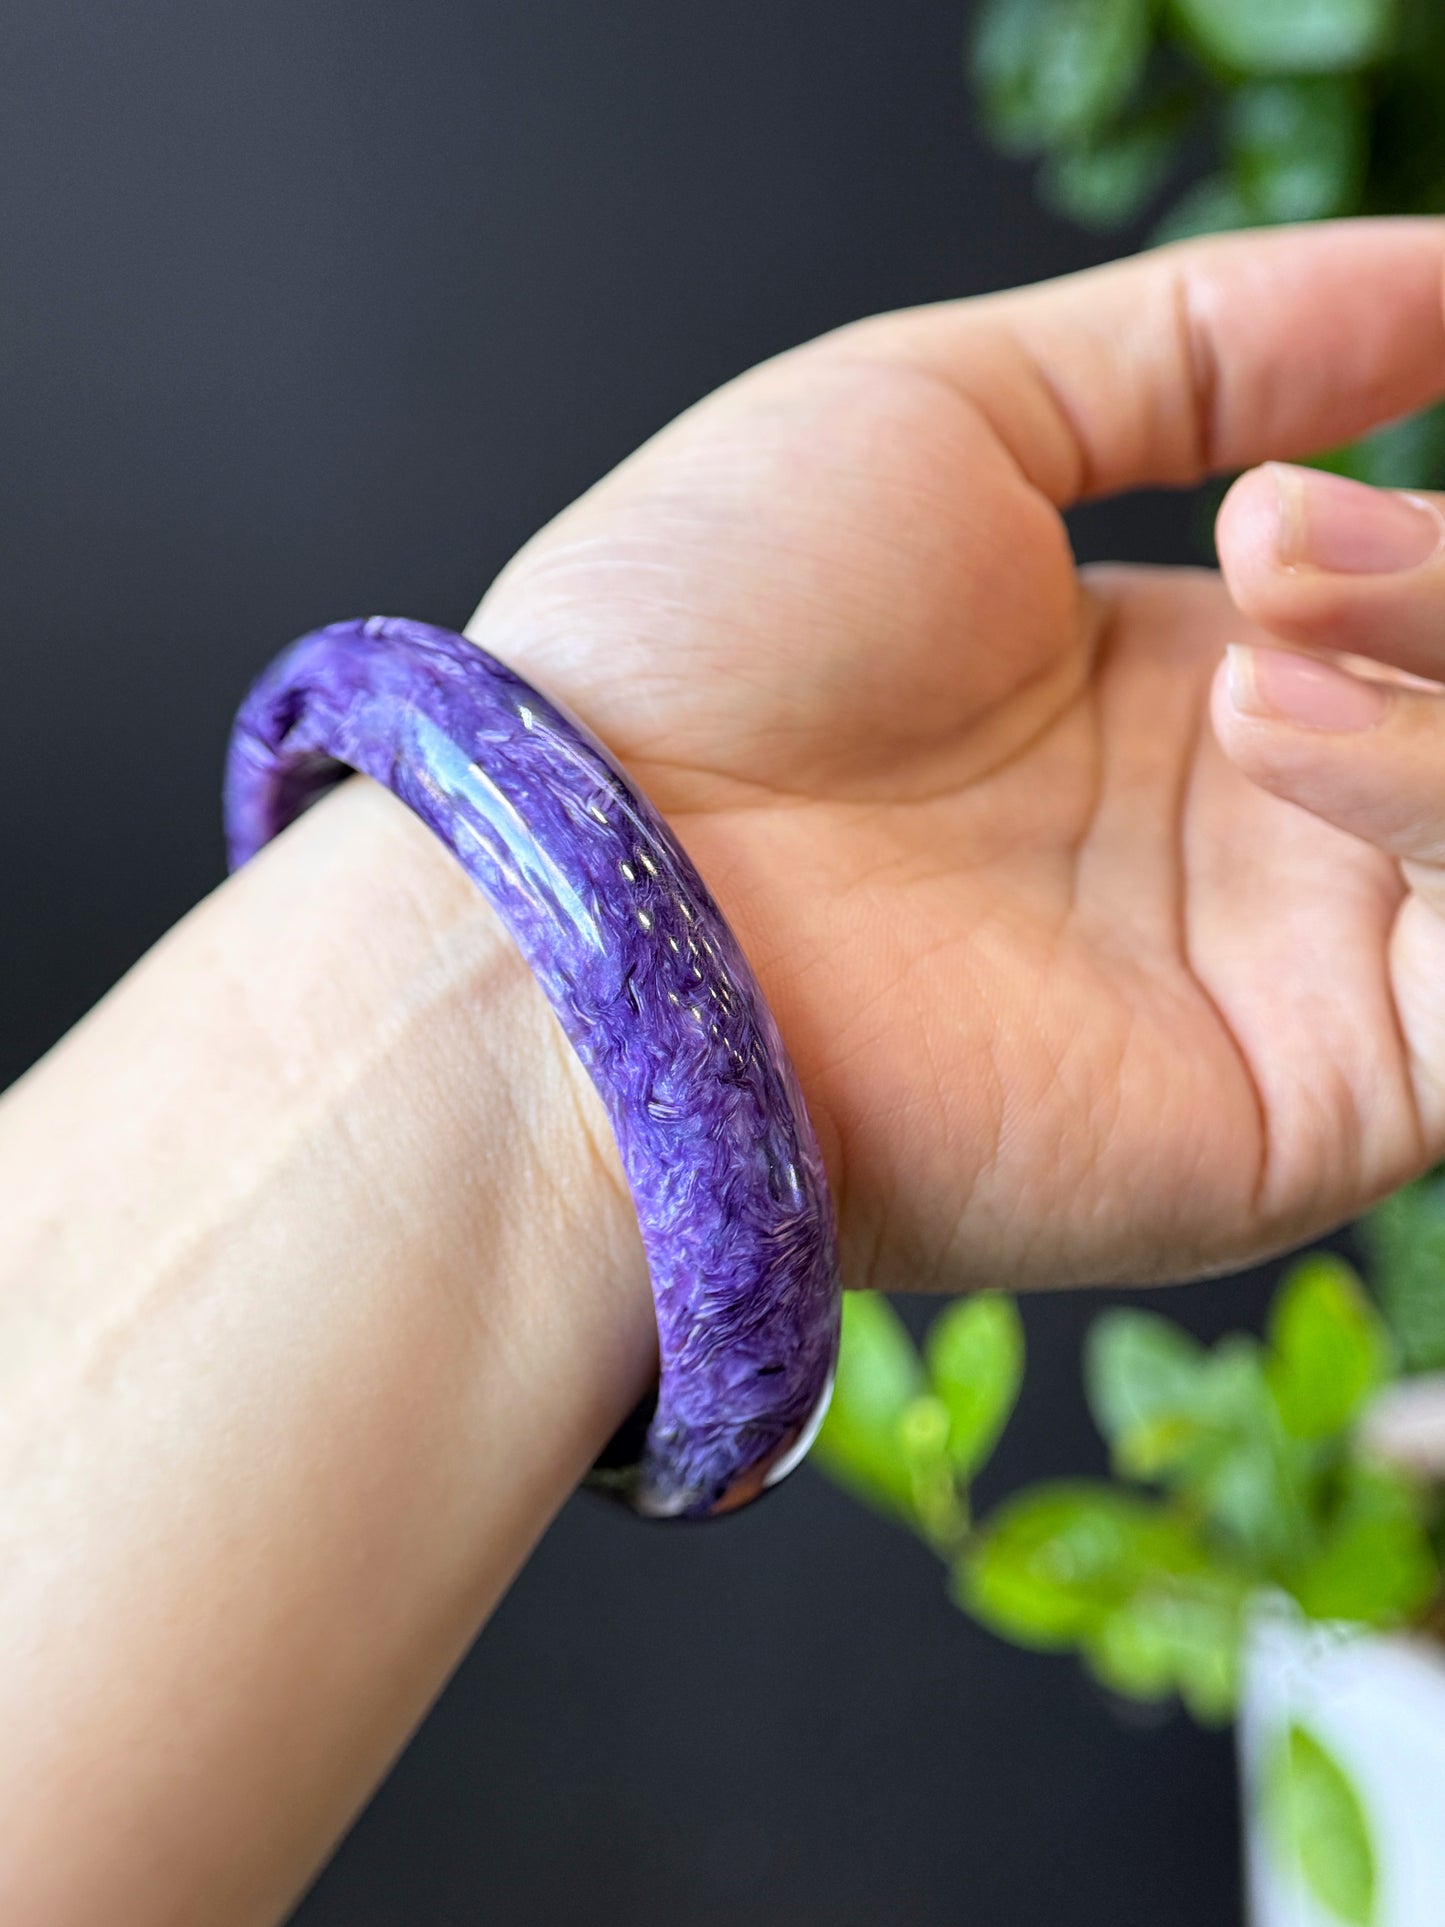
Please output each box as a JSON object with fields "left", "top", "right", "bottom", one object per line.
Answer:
{"left": 969, "top": 0, "right": 1445, "bottom": 486}
{"left": 812, "top": 1181, "right": 1445, "bottom": 1725}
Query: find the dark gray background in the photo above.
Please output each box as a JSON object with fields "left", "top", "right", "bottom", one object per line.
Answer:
{"left": 1, "top": 5, "right": 1273, "bottom": 1921}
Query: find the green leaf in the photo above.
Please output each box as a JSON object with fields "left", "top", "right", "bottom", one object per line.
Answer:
{"left": 954, "top": 1482, "right": 1199, "bottom": 1649}
{"left": 1289, "top": 1462, "right": 1437, "bottom": 1625}
{"left": 1359, "top": 1169, "right": 1445, "bottom": 1371}
{"left": 971, "top": 0, "right": 1151, "bottom": 153}
{"left": 1082, "top": 1589, "right": 1179, "bottom": 1700}
{"left": 1088, "top": 1313, "right": 1313, "bottom": 1567}
{"left": 1085, "top": 1567, "right": 1247, "bottom": 1722}
{"left": 1086, "top": 1310, "right": 1207, "bottom": 1465}
{"left": 1312, "top": 403, "right": 1445, "bottom": 492}
{"left": 811, "top": 1292, "right": 924, "bottom": 1522}
{"left": 1151, "top": 173, "right": 1257, "bottom": 243}
{"left": 1227, "top": 76, "right": 1366, "bottom": 222}
{"left": 1040, "top": 108, "right": 1186, "bottom": 229}
{"left": 958, "top": 1484, "right": 1251, "bottom": 1717}
{"left": 1266, "top": 1255, "right": 1390, "bottom": 1441}
{"left": 1263, "top": 1724, "right": 1377, "bottom": 1926}
{"left": 925, "top": 1293, "right": 1024, "bottom": 1482}
{"left": 1088, "top": 1310, "right": 1256, "bottom": 1488}
{"left": 1186, "top": 1343, "right": 1316, "bottom": 1565}
{"left": 896, "top": 1392, "right": 971, "bottom": 1552}
{"left": 1170, "top": 0, "right": 1397, "bottom": 75}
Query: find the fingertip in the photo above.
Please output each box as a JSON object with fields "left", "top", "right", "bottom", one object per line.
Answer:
{"left": 1209, "top": 646, "right": 1254, "bottom": 766}
{"left": 1209, "top": 640, "right": 1425, "bottom": 868}
{"left": 1222, "top": 643, "right": 1390, "bottom": 735}
{"left": 1215, "top": 467, "right": 1281, "bottom": 600}
{"left": 1209, "top": 647, "right": 1259, "bottom": 778}
{"left": 1217, "top": 463, "right": 1445, "bottom": 678}
{"left": 1212, "top": 639, "right": 1445, "bottom": 869}
{"left": 1211, "top": 643, "right": 1390, "bottom": 803}
{"left": 1216, "top": 464, "right": 1277, "bottom": 542}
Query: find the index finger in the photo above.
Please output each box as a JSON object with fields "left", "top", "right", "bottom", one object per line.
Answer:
{"left": 847, "top": 219, "right": 1445, "bottom": 507}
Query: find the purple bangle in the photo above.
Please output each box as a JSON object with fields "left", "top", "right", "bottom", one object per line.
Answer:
{"left": 223, "top": 617, "right": 840, "bottom": 1519}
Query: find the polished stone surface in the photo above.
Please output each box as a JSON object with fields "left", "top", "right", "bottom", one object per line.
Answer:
{"left": 225, "top": 616, "right": 840, "bottom": 1518}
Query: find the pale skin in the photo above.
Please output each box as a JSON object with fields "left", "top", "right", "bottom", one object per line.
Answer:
{"left": 3, "top": 219, "right": 1445, "bottom": 1923}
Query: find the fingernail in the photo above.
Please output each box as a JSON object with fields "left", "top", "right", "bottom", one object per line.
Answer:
{"left": 1226, "top": 644, "right": 1389, "bottom": 733}
{"left": 1270, "top": 463, "right": 1444, "bottom": 575}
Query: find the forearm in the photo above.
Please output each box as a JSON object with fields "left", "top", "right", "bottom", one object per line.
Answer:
{"left": 0, "top": 775, "right": 653, "bottom": 1926}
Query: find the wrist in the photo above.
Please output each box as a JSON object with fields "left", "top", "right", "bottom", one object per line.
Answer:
{"left": 0, "top": 774, "right": 653, "bottom": 1925}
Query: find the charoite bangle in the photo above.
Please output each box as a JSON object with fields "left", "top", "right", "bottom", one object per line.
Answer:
{"left": 224, "top": 617, "right": 840, "bottom": 1520}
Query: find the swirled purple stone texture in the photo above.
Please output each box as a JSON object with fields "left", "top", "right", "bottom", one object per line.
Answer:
{"left": 224, "top": 617, "right": 840, "bottom": 1519}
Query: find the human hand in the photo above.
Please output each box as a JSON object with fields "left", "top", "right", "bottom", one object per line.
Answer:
{"left": 473, "top": 220, "right": 1445, "bottom": 1295}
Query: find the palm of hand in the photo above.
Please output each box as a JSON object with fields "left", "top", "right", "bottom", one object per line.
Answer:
{"left": 475, "top": 229, "right": 1445, "bottom": 1294}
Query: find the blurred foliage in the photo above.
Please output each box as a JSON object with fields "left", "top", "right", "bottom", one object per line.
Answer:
{"left": 817, "top": 1291, "right": 1024, "bottom": 1547}
{"left": 1359, "top": 1167, "right": 1445, "bottom": 1371}
{"left": 812, "top": 1182, "right": 1445, "bottom": 1726}
{"left": 969, "top": 0, "right": 1445, "bottom": 486}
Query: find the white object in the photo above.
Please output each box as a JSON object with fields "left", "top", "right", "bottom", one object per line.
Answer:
{"left": 1358, "top": 1374, "right": 1445, "bottom": 1479}
{"left": 1239, "top": 1598, "right": 1445, "bottom": 1927}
